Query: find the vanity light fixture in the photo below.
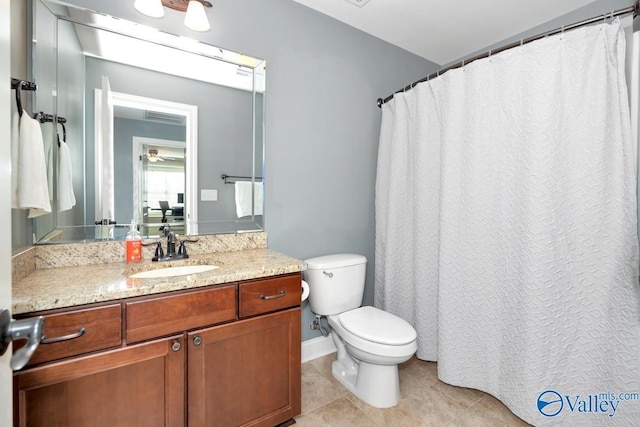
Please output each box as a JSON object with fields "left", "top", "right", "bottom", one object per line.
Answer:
{"left": 134, "top": 0, "right": 212, "bottom": 32}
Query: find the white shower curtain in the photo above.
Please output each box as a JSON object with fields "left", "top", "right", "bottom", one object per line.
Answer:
{"left": 375, "top": 20, "right": 640, "bottom": 426}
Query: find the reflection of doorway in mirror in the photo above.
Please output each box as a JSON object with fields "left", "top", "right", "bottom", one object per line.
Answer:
{"left": 133, "top": 137, "right": 185, "bottom": 237}
{"left": 96, "top": 90, "right": 198, "bottom": 236}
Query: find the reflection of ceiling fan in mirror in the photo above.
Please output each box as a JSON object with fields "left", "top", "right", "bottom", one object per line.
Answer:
{"left": 147, "top": 148, "right": 163, "bottom": 162}
{"left": 146, "top": 147, "right": 185, "bottom": 163}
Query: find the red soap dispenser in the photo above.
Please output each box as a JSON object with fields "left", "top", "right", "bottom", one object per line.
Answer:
{"left": 126, "top": 220, "right": 142, "bottom": 263}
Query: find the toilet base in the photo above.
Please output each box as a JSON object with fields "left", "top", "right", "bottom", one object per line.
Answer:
{"left": 331, "top": 358, "right": 401, "bottom": 408}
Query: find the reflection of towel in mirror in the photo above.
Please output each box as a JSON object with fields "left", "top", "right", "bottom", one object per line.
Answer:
{"left": 17, "top": 111, "right": 51, "bottom": 218}
{"left": 58, "top": 141, "right": 76, "bottom": 211}
{"left": 235, "top": 181, "right": 264, "bottom": 218}
{"left": 44, "top": 124, "right": 53, "bottom": 201}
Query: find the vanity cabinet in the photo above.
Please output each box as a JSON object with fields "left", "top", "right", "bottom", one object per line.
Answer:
{"left": 188, "top": 308, "right": 300, "bottom": 426}
{"left": 15, "top": 335, "right": 186, "bottom": 426}
{"left": 13, "top": 273, "right": 302, "bottom": 427}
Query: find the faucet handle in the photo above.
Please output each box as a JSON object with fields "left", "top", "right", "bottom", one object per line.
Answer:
{"left": 178, "top": 240, "right": 188, "bottom": 257}
{"left": 152, "top": 242, "right": 165, "bottom": 261}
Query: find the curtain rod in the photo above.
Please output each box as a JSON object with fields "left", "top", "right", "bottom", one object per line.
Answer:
{"left": 377, "top": 1, "right": 640, "bottom": 108}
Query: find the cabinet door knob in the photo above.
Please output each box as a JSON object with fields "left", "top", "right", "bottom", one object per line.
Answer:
{"left": 171, "top": 340, "right": 181, "bottom": 352}
{"left": 193, "top": 336, "right": 202, "bottom": 346}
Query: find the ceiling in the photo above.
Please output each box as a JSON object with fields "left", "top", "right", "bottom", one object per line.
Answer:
{"left": 291, "top": 0, "right": 597, "bottom": 65}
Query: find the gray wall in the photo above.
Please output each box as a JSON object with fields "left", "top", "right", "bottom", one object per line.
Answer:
{"left": 65, "top": 0, "right": 438, "bottom": 341}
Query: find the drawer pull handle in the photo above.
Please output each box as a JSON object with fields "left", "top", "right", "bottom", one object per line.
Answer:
{"left": 260, "top": 290, "right": 285, "bottom": 300}
{"left": 41, "top": 327, "right": 86, "bottom": 344}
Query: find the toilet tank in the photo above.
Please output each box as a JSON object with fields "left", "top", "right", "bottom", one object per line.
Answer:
{"left": 303, "top": 254, "right": 367, "bottom": 316}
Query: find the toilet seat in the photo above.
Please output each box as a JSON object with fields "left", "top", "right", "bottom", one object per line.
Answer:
{"left": 339, "top": 306, "right": 416, "bottom": 345}
{"left": 328, "top": 310, "right": 417, "bottom": 360}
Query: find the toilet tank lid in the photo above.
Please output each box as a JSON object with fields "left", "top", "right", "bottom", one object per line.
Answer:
{"left": 304, "top": 254, "right": 367, "bottom": 270}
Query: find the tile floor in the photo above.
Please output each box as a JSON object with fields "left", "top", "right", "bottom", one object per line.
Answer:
{"left": 295, "top": 353, "right": 532, "bottom": 427}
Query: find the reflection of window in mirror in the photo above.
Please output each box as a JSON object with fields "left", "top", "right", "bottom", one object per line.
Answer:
{"left": 146, "top": 169, "right": 184, "bottom": 211}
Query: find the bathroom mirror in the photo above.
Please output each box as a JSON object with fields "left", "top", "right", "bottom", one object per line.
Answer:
{"left": 27, "top": 0, "right": 265, "bottom": 243}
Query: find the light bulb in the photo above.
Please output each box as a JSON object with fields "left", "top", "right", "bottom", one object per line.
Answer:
{"left": 134, "top": 0, "right": 165, "bottom": 18}
{"left": 184, "top": 1, "right": 210, "bottom": 32}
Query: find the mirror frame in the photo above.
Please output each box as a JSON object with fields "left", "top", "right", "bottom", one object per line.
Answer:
{"left": 28, "top": 0, "right": 267, "bottom": 243}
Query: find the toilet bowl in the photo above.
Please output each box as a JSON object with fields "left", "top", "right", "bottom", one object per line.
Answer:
{"left": 303, "top": 254, "right": 417, "bottom": 408}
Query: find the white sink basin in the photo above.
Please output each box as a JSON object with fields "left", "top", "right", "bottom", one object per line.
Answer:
{"left": 129, "top": 265, "right": 219, "bottom": 279}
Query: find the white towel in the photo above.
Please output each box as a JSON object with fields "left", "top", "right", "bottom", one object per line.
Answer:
{"left": 235, "top": 181, "right": 264, "bottom": 218}
{"left": 11, "top": 110, "right": 20, "bottom": 209}
{"left": 17, "top": 111, "right": 52, "bottom": 218}
{"left": 58, "top": 140, "right": 76, "bottom": 211}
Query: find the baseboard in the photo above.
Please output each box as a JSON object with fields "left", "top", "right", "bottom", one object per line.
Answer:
{"left": 301, "top": 334, "right": 337, "bottom": 363}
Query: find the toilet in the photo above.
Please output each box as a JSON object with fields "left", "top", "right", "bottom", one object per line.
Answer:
{"left": 304, "top": 253, "right": 417, "bottom": 408}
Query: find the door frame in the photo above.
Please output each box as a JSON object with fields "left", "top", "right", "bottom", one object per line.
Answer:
{"left": 1, "top": 1, "right": 14, "bottom": 424}
{"left": 132, "top": 136, "right": 186, "bottom": 230}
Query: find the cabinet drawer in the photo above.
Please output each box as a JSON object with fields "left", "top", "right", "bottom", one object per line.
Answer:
{"left": 22, "top": 304, "right": 122, "bottom": 367}
{"left": 126, "top": 284, "right": 236, "bottom": 343}
{"left": 239, "top": 274, "right": 301, "bottom": 318}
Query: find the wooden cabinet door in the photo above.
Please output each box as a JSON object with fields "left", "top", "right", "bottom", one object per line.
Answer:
{"left": 188, "top": 308, "right": 301, "bottom": 427}
{"left": 14, "top": 335, "right": 186, "bottom": 427}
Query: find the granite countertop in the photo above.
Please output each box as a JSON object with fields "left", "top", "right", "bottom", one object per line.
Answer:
{"left": 13, "top": 248, "right": 305, "bottom": 314}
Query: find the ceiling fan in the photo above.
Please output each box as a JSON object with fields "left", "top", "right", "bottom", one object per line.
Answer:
{"left": 147, "top": 148, "right": 164, "bottom": 162}
{"left": 145, "top": 147, "right": 186, "bottom": 163}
